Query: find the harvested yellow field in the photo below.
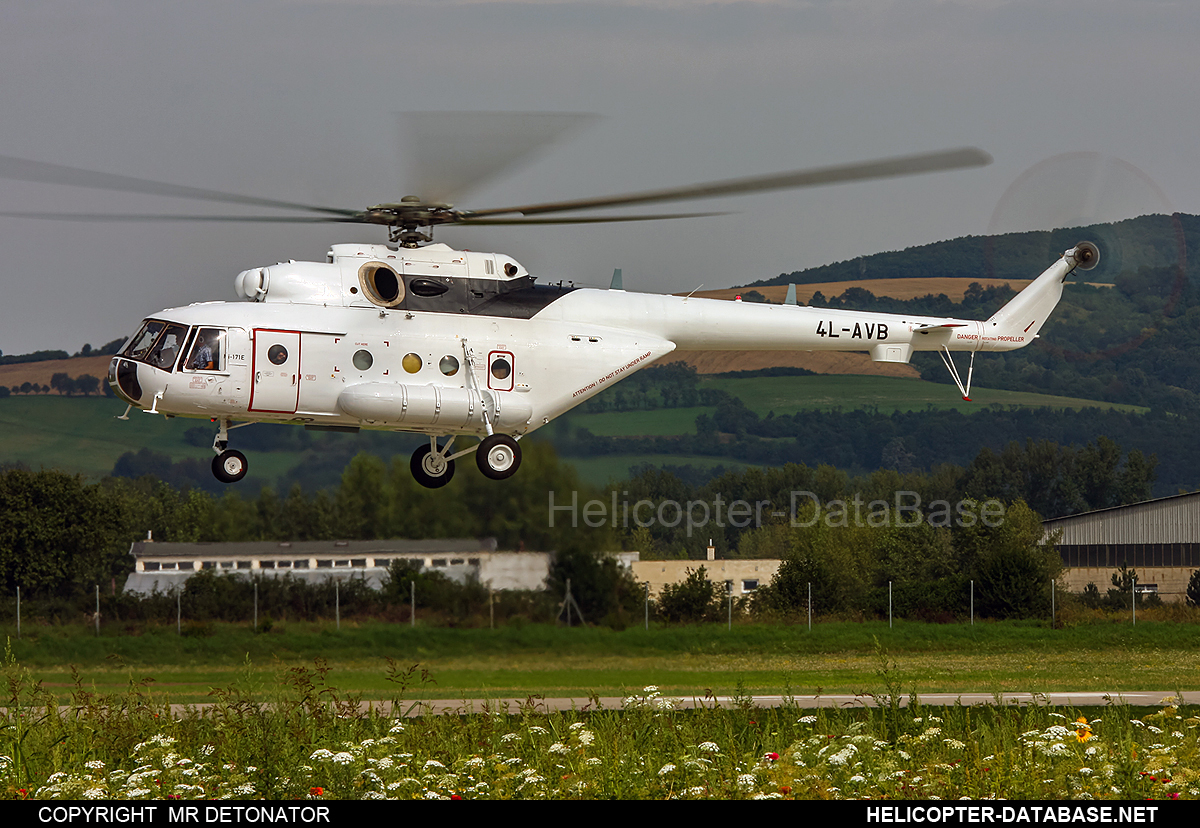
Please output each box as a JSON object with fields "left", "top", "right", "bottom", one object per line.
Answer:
{"left": 0, "top": 355, "right": 113, "bottom": 389}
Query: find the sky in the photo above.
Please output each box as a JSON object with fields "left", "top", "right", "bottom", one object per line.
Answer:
{"left": 1, "top": 0, "right": 1198, "bottom": 354}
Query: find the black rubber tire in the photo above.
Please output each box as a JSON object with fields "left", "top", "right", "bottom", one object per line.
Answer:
{"left": 475, "top": 434, "right": 522, "bottom": 480}
{"left": 410, "top": 444, "right": 456, "bottom": 489}
{"left": 212, "top": 450, "right": 249, "bottom": 483}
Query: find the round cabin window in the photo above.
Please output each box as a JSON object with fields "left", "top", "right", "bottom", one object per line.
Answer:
{"left": 353, "top": 349, "right": 373, "bottom": 371}
{"left": 267, "top": 344, "right": 288, "bottom": 365}
{"left": 402, "top": 353, "right": 423, "bottom": 374}
{"left": 439, "top": 355, "right": 460, "bottom": 376}
{"left": 357, "top": 262, "right": 405, "bottom": 307}
{"left": 490, "top": 357, "right": 511, "bottom": 381}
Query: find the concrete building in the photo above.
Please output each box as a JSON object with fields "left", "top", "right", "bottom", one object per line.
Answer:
{"left": 630, "top": 558, "right": 781, "bottom": 599}
{"left": 124, "top": 538, "right": 550, "bottom": 595}
{"left": 1045, "top": 491, "right": 1200, "bottom": 602}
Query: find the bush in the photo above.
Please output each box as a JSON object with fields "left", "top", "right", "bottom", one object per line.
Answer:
{"left": 657, "top": 566, "right": 722, "bottom": 623}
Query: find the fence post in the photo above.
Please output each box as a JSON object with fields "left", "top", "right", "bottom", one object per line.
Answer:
{"left": 95, "top": 584, "right": 100, "bottom": 636}
{"left": 254, "top": 582, "right": 258, "bottom": 631}
{"left": 1132, "top": 575, "right": 1136, "bottom": 626}
{"left": 335, "top": 580, "right": 340, "bottom": 631}
{"left": 490, "top": 589, "right": 494, "bottom": 630}
{"left": 807, "top": 582, "right": 812, "bottom": 632}
{"left": 177, "top": 589, "right": 181, "bottom": 636}
{"left": 410, "top": 580, "right": 415, "bottom": 628}
{"left": 970, "top": 580, "right": 974, "bottom": 626}
{"left": 888, "top": 581, "right": 893, "bottom": 629}
{"left": 1051, "top": 579, "right": 1056, "bottom": 627}
{"left": 16, "top": 586, "right": 19, "bottom": 640}
{"left": 644, "top": 583, "right": 649, "bottom": 631}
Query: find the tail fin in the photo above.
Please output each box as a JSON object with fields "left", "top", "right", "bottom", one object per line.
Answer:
{"left": 985, "top": 242, "right": 1098, "bottom": 340}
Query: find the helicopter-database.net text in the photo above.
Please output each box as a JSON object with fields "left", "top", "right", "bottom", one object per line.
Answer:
{"left": 547, "top": 490, "right": 1005, "bottom": 536}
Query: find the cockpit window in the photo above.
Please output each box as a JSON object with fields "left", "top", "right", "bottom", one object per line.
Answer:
{"left": 184, "top": 328, "right": 225, "bottom": 372}
{"left": 145, "top": 324, "right": 188, "bottom": 370}
{"left": 124, "top": 320, "right": 167, "bottom": 361}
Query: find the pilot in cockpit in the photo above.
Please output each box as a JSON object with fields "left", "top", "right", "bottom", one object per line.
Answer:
{"left": 191, "top": 336, "right": 215, "bottom": 370}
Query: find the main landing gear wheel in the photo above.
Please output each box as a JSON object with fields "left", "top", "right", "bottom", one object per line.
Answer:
{"left": 411, "top": 444, "right": 456, "bottom": 489}
{"left": 212, "top": 450, "right": 248, "bottom": 483}
{"left": 476, "top": 434, "right": 522, "bottom": 480}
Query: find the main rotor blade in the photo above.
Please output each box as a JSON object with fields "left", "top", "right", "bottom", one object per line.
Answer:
{"left": 452, "top": 211, "right": 725, "bottom": 226}
{"left": 404, "top": 111, "right": 598, "bottom": 206}
{"left": 465, "top": 147, "right": 992, "bottom": 218}
{"left": 0, "top": 211, "right": 371, "bottom": 223}
{"left": 0, "top": 154, "right": 359, "bottom": 217}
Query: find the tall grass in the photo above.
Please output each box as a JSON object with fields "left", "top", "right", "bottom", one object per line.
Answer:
{"left": 2, "top": 642, "right": 1195, "bottom": 800}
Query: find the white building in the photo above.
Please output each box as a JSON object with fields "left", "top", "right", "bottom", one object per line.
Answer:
{"left": 124, "top": 537, "right": 550, "bottom": 595}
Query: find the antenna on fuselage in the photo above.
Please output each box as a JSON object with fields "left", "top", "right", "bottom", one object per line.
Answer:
{"left": 609, "top": 268, "right": 623, "bottom": 290}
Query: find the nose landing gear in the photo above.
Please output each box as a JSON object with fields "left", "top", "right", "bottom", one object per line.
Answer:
{"left": 210, "top": 418, "right": 250, "bottom": 483}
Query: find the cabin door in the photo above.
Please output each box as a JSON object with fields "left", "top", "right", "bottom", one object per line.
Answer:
{"left": 250, "top": 329, "right": 302, "bottom": 413}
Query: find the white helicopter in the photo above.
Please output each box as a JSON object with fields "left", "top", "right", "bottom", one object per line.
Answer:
{"left": 0, "top": 125, "right": 1098, "bottom": 488}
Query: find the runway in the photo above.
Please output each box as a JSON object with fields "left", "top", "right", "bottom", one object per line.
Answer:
{"left": 312, "top": 690, "right": 1200, "bottom": 717}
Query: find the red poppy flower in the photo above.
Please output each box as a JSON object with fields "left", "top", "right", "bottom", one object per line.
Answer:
{"left": 310, "top": 787, "right": 323, "bottom": 796}
{"left": 764, "top": 752, "right": 779, "bottom": 762}
{"left": 779, "top": 786, "right": 791, "bottom": 795}
{"left": 451, "top": 795, "right": 463, "bottom": 800}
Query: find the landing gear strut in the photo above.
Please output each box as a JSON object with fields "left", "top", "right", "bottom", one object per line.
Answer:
{"left": 210, "top": 418, "right": 250, "bottom": 483}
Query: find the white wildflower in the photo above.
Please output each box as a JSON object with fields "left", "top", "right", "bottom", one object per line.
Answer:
{"left": 659, "top": 763, "right": 676, "bottom": 775}
{"left": 697, "top": 741, "right": 720, "bottom": 753}
{"left": 549, "top": 742, "right": 570, "bottom": 755}
{"left": 331, "top": 752, "right": 355, "bottom": 765}
{"left": 423, "top": 760, "right": 446, "bottom": 772}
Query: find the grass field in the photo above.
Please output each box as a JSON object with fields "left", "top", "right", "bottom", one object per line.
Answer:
{"left": 0, "top": 372, "right": 1145, "bottom": 487}
{"left": 5, "top": 621, "right": 1199, "bottom": 800}
{"left": 6, "top": 621, "right": 1199, "bottom": 705}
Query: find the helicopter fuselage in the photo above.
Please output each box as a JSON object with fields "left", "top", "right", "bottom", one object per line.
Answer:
{"left": 107, "top": 240, "right": 1094, "bottom": 485}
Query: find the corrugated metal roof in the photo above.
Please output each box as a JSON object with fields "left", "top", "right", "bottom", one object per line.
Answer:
{"left": 1044, "top": 491, "right": 1200, "bottom": 545}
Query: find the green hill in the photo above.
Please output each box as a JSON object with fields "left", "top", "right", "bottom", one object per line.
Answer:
{"left": 748, "top": 212, "right": 1195, "bottom": 287}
